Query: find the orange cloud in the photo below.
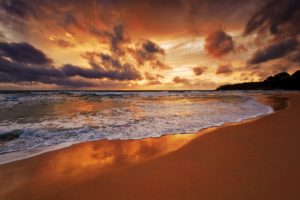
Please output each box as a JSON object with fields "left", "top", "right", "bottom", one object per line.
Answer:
{"left": 193, "top": 66, "right": 205, "bottom": 76}
{"left": 216, "top": 65, "right": 232, "bottom": 75}
{"left": 173, "top": 76, "right": 190, "bottom": 84}
{"left": 205, "top": 30, "right": 234, "bottom": 58}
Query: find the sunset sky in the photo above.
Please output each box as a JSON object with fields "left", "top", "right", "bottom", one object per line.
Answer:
{"left": 0, "top": 0, "right": 299, "bottom": 90}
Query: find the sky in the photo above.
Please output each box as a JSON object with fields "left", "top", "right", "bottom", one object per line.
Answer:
{"left": 0, "top": 0, "right": 299, "bottom": 90}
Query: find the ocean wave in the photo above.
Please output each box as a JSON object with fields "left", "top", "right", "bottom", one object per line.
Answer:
{"left": 0, "top": 92, "right": 273, "bottom": 156}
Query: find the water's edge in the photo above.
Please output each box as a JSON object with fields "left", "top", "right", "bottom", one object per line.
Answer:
{"left": 0, "top": 93, "right": 289, "bottom": 165}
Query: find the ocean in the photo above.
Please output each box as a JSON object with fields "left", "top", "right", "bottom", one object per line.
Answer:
{"left": 0, "top": 91, "right": 273, "bottom": 163}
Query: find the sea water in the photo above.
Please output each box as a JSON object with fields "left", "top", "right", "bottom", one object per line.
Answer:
{"left": 0, "top": 91, "right": 273, "bottom": 162}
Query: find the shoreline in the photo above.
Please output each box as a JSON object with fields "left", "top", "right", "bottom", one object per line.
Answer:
{"left": 0, "top": 93, "right": 299, "bottom": 199}
{"left": 0, "top": 92, "right": 282, "bottom": 165}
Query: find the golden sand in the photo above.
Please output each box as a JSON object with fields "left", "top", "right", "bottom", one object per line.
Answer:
{"left": 1, "top": 93, "right": 299, "bottom": 200}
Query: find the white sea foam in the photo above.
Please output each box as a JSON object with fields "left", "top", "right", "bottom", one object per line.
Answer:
{"left": 0, "top": 91, "right": 273, "bottom": 163}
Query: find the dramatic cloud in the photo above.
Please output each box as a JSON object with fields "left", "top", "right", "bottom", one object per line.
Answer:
{"left": 133, "top": 40, "right": 169, "bottom": 69}
{"left": 81, "top": 51, "right": 142, "bottom": 81}
{"left": 244, "top": 0, "right": 300, "bottom": 37}
{"left": 0, "top": 57, "right": 141, "bottom": 87}
{"left": 110, "top": 24, "right": 127, "bottom": 54}
{"left": 0, "top": 57, "right": 95, "bottom": 87}
{"left": 62, "top": 63, "right": 141, "bottom": 81}
{"left": 89, "top": 25, "right": 170, "bottom": 70}
{"left": 60, "top": 14, "right": 80, "bottom": 29}
{"left": 193, "top": 67, "right": 204, "bottom": 76}
{"left": 0, "top": 42, "right": 142, "bottom": 87}
{"left": 0, "top": 0, "right": 298, "bottom": 89}
{"left": 244, "top": 0, "right": 300, "bottom": 67}
{"left": 205, "top": 30, "right": 234, "bottom": 57}
{"left": 89, "top": 24, "right": 128, "bottom": 55}
{"left": 0, "top": 0, "right": 32, "bottom": 18}
{"left": 142, "top": 40, "right": 165, "bottom": 54}
{"left": 248, "top": 38, "right": 299, "bottom": 64}
{"left": 0, "top": 42, "right": 52, "bottom": 64}
{"left": 1, "top": 0, "right": 264, "bottom": 38}
{"left": 216, "top": 65, "right": 232, "bottom": 74}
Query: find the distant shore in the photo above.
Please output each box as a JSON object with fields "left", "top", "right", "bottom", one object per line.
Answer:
{"left": 0, "top": 92, "right": 299, "bottom": 200}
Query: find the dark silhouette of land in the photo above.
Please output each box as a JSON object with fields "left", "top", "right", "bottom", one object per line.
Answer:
{"left": 217, "top": 70, "right": 300, "bottom": 90}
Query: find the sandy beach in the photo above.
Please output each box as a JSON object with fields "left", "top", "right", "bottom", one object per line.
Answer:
{"left": 1, "top": 0, "right": 299, "bottom": 199}
{"left": 0, "top": 93, "right": 300, "bottom": 200}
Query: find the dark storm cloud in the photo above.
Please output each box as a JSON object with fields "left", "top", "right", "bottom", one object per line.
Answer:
{"left": 183, "top": 0, "right": 264, "bottom": 35}
{"left": 216, "top": 65, "right": 232, "bottom": 74}
{"left": 244, "top": 0, "right": 300, "bottom": 66}
{"left": 0, "top": 57, "right": 95, "bottom": 87}
{"left": 0, "top": 58, "right": 62, "bottom": 79}
{"left": 0, "top": 0, "right": 31, "bottom": 18}
{"left": 62, "top": 63, "right": 141, "bottom": 81}
{"left": 60, "top": 14, "right": 79, "bottom": 28}
{"left": 142, "top": 40, "right": 165, "bottom": 54}
{"left": 0, "top": 0, "right": 266, "bottom": 41}
{"left": 0, "top": 0, "right": 265, "bottom": 38}
{"left": 0, "top": 42, "right": 142, "bottom": 87}
{"left": 86, "top": 26, "right": 170, "bottom": 77}
{"left": 244, "top": 0, "right": 300, "bottom": 37}
{"left": 89, "top": 25, "right": 112, "bottom": 40}
{"left": 111, "top": 24, "right": 126, "bottom": 54}
{"left": 74, "top": 51, "right": 142, "bottom": 81}
{"left": 0, "top": 57, "right": 141, "bottom": 87}
{"left": 133, "top": 40, "right": 169, "bottom": 69}
{"left": 248, "top": 38, "right": 299, "bottom": 64}
{"left": 89, "top": 24, "right": 128, "bottom": 55}
{"left": 0, "top": 42, "right": 52, "bottom": 64}
{"left": 205, "top": 30, "right": 234, "bottom": 58}
{"left": 99, "top": 53, "right": 122, "bottom": 68}
{"left": 0, "top": 42, "right": 142, "bottom": 83}
{"left": 81, "top": 52, "right": 142, "bottom": 80}
{"left": 193, "top": 67, "right": 204, "bottom": 76}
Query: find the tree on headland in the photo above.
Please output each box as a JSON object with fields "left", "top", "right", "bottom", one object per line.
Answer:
{"left": 217, "top": 70, "right": 300, "bottom": 90}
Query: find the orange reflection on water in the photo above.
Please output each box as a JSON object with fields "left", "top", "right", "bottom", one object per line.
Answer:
{"left": 51, "top": 98, "right": 117, "bottom": 116}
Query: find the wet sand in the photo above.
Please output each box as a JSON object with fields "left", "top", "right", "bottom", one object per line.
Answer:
{"left": 0, "top": 93, "right": 300, "bottom": 200}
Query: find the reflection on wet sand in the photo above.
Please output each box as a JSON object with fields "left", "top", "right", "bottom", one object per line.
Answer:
{"left": 0, "top": 133, "right": 198, "bottom": 198}
{"left": 39, "top": 133, "right": 198, "bottom": 178}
